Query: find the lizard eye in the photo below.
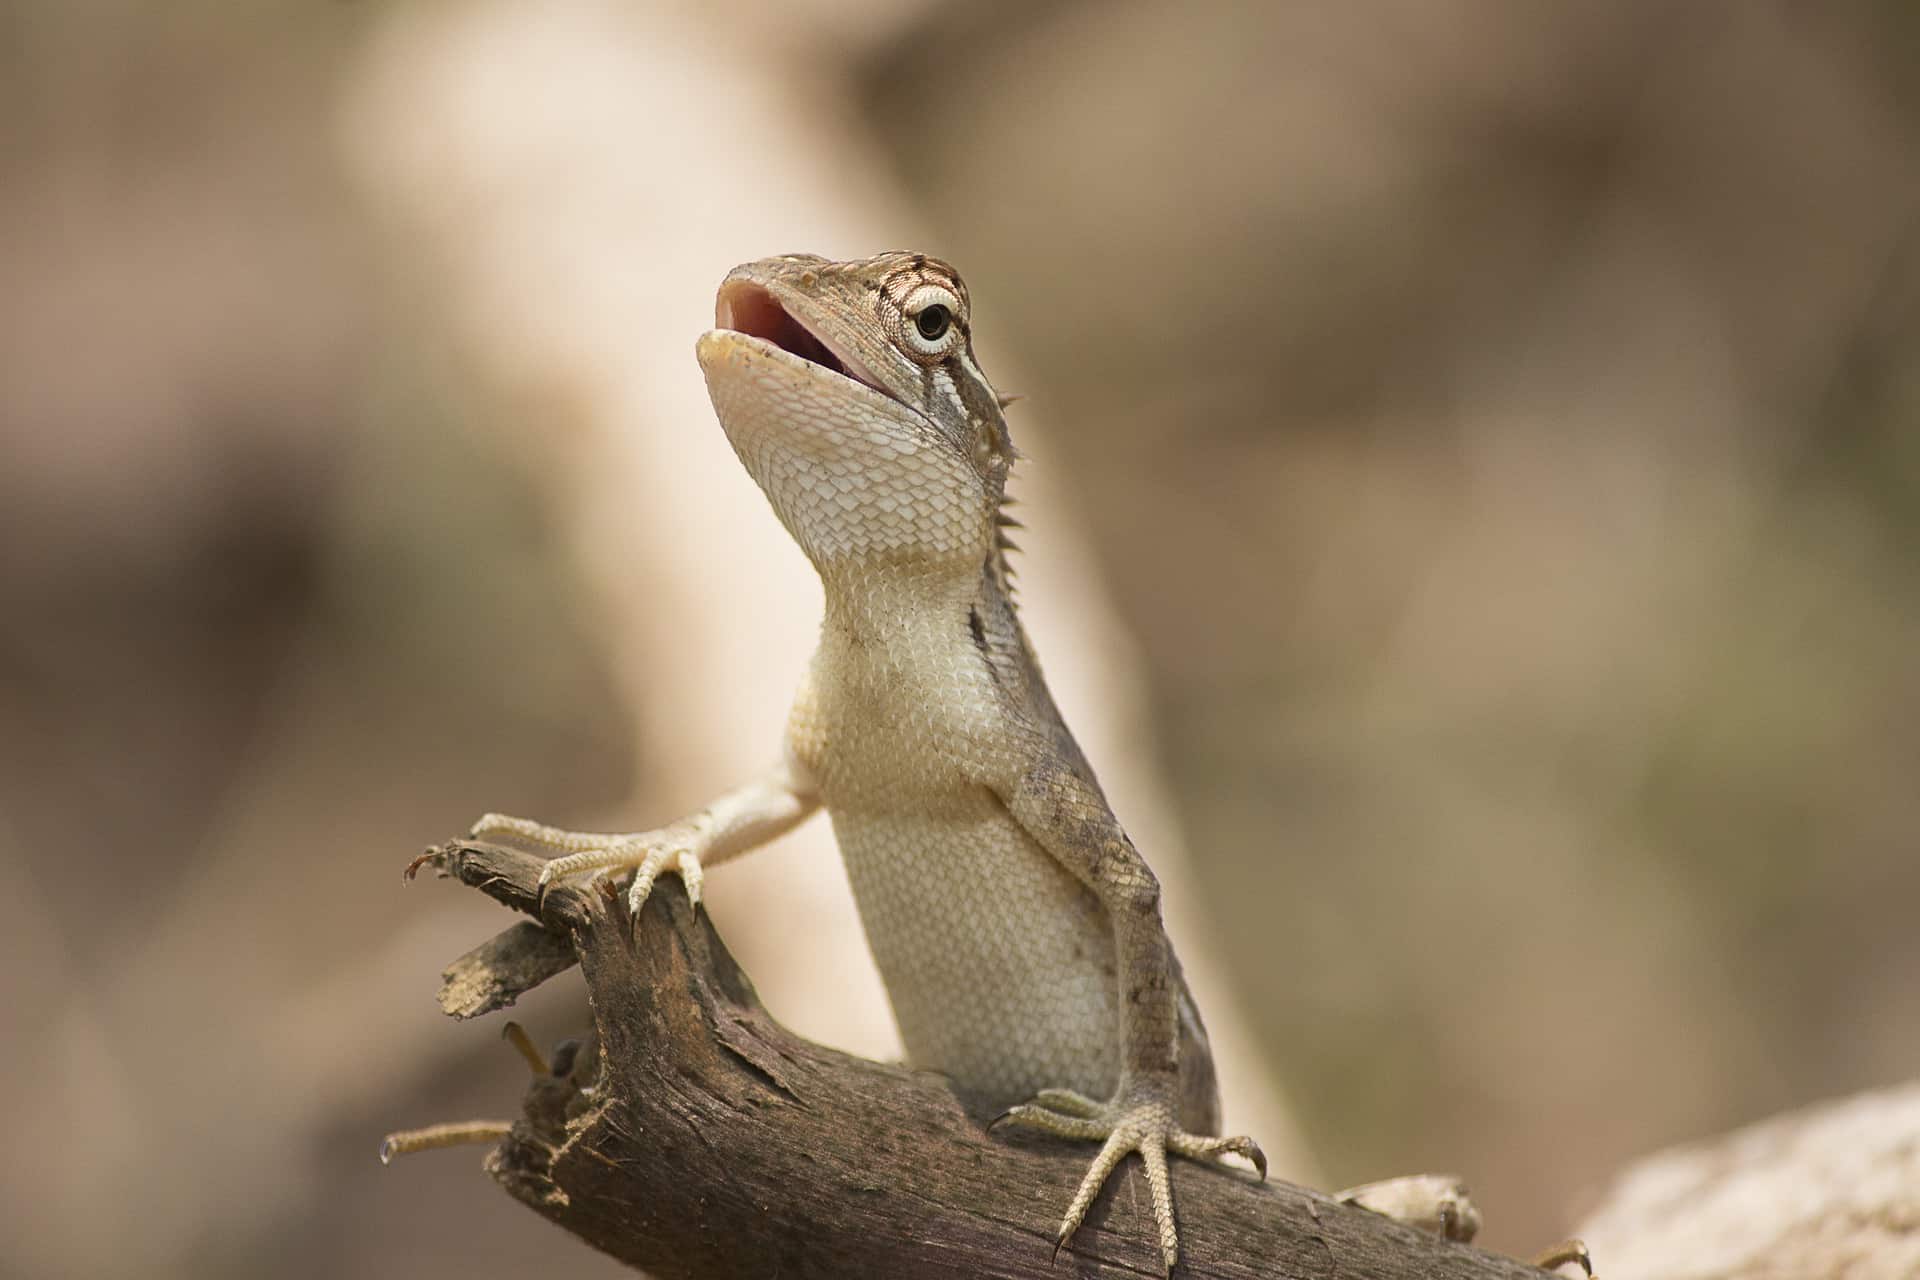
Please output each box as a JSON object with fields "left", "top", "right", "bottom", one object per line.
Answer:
{"left": 916, "top": 305, "right": 951, "bottom": 342}
{"left": 900, "top": 283, "right": 962, "bottom": 358}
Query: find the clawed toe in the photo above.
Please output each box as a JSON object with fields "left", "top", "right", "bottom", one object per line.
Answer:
{"left": 1169, "top": 1130, "right": 1267, "bottom": 1179}
{"left": 994, "top": 1103, "right": 1111, "bottom": 1141}
{"left": 1029, "top": 1087, "right": 1104, "bottom": 1117}
{"left": 626, "top": 845, "right": 705, "bottom": 914}
{"left": 536, "top": 847, "right": 627, "bottom": 887}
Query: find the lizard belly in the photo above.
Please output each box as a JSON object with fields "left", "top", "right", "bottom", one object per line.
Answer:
{"left": 829, "top": 796, "right": 1121, "bottom": 1111}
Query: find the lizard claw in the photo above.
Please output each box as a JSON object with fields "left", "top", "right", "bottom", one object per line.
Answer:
{"left": 996, "top": 1077, "right": 1260, "bottom": 1273}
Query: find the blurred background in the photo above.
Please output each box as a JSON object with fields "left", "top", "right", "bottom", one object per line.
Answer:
{"left": 2, "top": 1, "right": 1916, "bottom": 1276}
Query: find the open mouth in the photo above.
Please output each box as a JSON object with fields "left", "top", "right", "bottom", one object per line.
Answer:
{"left": 715, "top": 281, "right": 890, "bottom": 400}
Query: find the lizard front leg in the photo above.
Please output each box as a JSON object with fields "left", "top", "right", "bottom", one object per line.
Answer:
{"left": 991, "top": 757, "right": 1264, "bottom": 1274}
{"left": 469, "top": 757, "right": 819, "bottom": 916}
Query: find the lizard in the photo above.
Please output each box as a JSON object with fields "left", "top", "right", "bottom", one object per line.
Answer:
{"left": 464, "top": 252, "right": 1586, "bottom": 1275}
{"left": 470, "top": 250, "right": 1251, "bottom": 1270}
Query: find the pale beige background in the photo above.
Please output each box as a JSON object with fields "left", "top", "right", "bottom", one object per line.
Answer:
{"left": 2, "top": 3, "right": 1916, "bottom": 1277}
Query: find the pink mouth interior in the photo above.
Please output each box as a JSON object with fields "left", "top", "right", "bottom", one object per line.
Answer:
{"left": 717, "top": 282, "right": 852, "bottom": 380}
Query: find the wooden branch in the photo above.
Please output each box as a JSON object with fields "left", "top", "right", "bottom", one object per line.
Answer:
{"left": 437, "top": 920, "right": 578, "bottom": 1019}
{"left": 404, "top": 840, "right": 1552, "bottom": 1279}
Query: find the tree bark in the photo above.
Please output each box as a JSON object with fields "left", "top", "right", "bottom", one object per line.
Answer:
{"left": 404, "top": 840, "right": 1552, "bottom": 1280}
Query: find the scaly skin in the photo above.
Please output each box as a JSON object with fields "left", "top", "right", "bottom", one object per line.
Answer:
{"left": 473, "top": 252, "right": 1261, "bottom": 1272}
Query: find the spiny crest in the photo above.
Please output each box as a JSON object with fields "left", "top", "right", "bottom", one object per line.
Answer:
{"left": 989, "top": 461, "right": 1023, "bottom": 598}
{"left": 974, "top": 380, "right": 1023, "bottom": 597}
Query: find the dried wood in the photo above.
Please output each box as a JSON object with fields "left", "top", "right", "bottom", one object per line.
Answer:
{"left": 404, "top": 840, "right": 1552, "bottom": 1279}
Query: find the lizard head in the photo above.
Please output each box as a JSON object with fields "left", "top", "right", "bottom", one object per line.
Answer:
{"left": 696, "top": 252, "right": 1016, "bottom": 579}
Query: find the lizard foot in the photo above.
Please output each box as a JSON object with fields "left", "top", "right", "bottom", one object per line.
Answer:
{"left": 468, "top": 812, "right": 708, "bottom": 916}
{"left": 994, "top": 1077, "right": 1265, "bottom": 1274}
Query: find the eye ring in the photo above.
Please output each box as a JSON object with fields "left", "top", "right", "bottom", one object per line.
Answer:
{"left": 900, "top": 283, "right": 962, "bottom": 357}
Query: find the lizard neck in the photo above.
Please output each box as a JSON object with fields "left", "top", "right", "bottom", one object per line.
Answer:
{"left": 813, "top": 552, "right": 1076, "bottom": 766}
{"left": 815, "top": 553, "right": 993, "bottom": 652}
